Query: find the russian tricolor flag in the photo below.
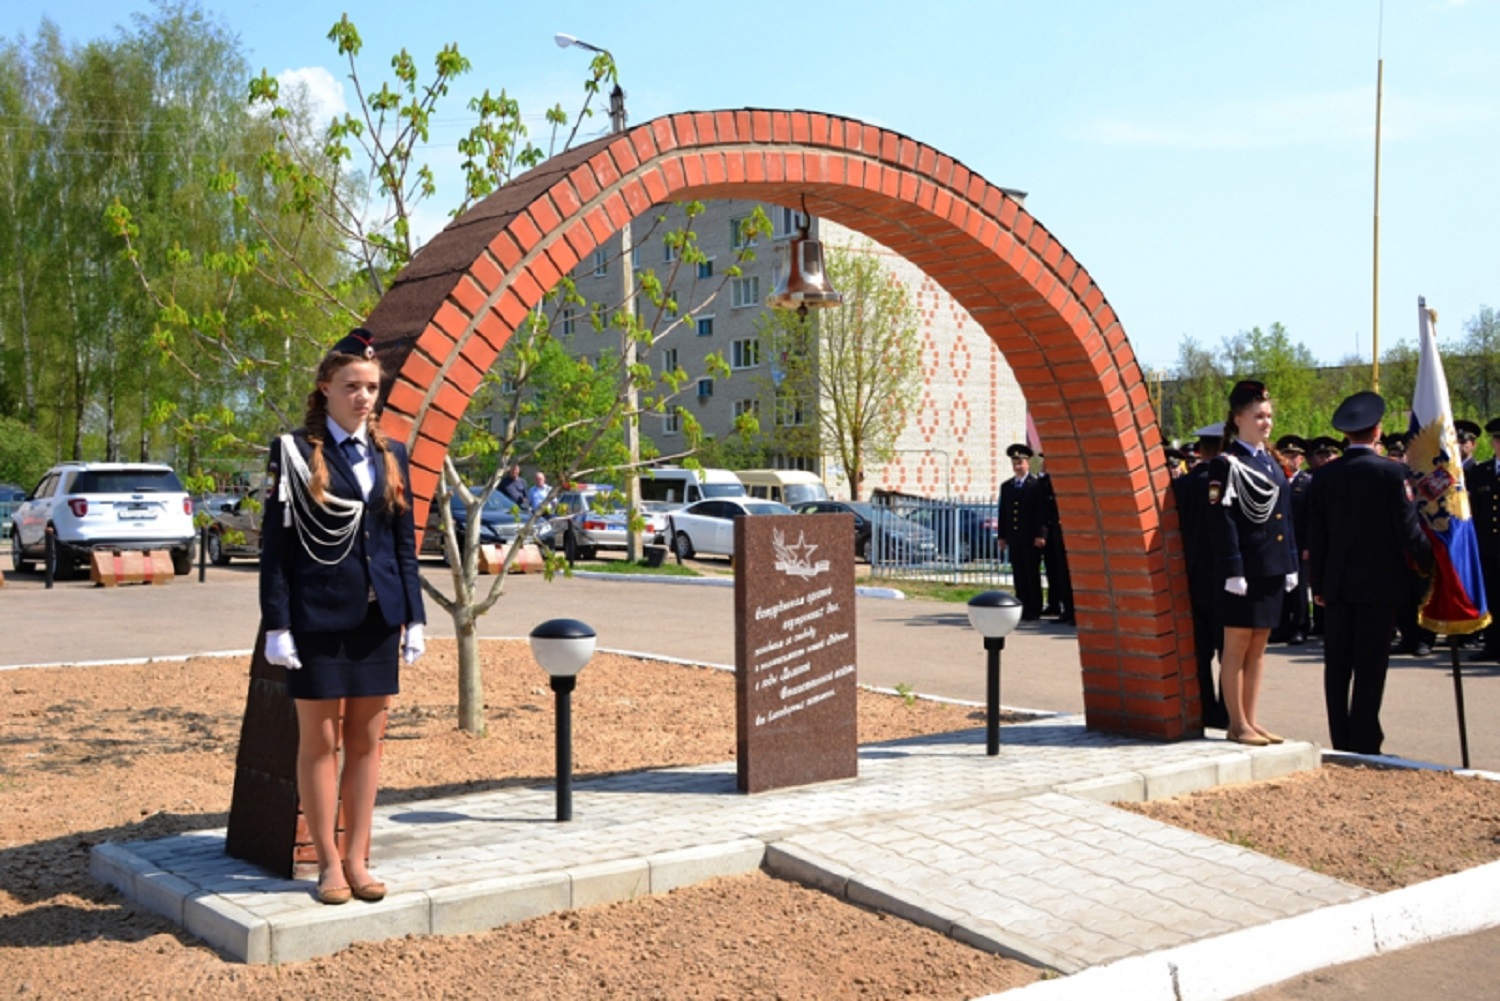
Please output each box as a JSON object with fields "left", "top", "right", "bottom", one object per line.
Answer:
{"left": 1410, "top": 297, "right": 1490, "bottom": 634}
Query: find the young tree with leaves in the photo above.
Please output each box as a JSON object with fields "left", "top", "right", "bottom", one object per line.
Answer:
{"left": 755, "top": 241, "right": 921, "bottom": 500}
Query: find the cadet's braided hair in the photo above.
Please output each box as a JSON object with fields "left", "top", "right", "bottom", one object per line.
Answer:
{"left": 302, "top": 353, "right": 408, "bottom": 514}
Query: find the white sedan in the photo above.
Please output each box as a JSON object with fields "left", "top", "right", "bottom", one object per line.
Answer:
{"left": 667, "top": 497, "right": 795, "bottom": 559}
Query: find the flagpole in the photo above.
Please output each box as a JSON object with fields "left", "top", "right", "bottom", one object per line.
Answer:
{"left": 1371, "top": 56, "right": 1384, "bottom": 392}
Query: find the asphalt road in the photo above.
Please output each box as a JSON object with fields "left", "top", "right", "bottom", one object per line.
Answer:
{"left": 6, "top": 551, "right": 1500, "bottom": 996}
{"left": 2, "top": 553, "right": 1496, "bottom": 772}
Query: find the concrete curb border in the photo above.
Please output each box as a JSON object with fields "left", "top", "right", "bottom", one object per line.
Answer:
{"left": 983, "top": 858, "right": 1500, "bottom": 1001}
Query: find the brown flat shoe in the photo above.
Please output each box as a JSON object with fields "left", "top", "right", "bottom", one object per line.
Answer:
{"left": 1255, "top": 729, "right": 1286, "bottom": 744}
{"left": 343, "top": 862, "right": 387, "bottom": 902}
{"left": 317, "top": 879, "right": 352, "bottom": 905}
{"left": 1227, "top": 730, "right": 1270, "bottom": 747}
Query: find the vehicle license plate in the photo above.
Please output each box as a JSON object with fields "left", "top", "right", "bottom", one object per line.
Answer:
{"left": 118, "top": 507, "right": 155, "bottom": 520}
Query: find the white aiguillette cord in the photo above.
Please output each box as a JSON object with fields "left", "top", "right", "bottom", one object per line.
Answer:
{"left": 1220, "top": 453, "right": 1279, "bottom": 525}
{"left": 277, "top": 433, "right": 363, "bottom": 565}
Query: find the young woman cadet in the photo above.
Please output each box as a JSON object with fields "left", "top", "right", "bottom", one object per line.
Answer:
{"left": 260, "top": 329, "right": 427, "bottom": 904}
{"left": 1206, "top": 379, "right": 1299, "bottom": 747}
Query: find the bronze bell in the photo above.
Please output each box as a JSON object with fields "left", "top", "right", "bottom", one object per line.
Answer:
{"left": 767, "top": 226, "right": 842, "bottom": 317}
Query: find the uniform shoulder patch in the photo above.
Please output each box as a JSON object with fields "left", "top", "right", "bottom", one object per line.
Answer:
{"left": 1208, "top": 481, "right": 1223, "bottom": 505}
{"left": 1404, "top": 479, "right": 1415, "bottom": 503}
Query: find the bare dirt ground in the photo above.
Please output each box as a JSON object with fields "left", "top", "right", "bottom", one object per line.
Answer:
{"left": 5, "top": 639, "right": 1500, "bottom": 999}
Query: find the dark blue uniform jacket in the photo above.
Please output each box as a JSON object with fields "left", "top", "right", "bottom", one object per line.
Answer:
{"left": 1206, "top": 440, "right": 1298, "bottom": 582}
{"left": 260, "top": 429, "right": 426, "bottom": 634}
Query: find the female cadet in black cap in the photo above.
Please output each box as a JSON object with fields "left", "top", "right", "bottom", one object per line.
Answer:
{"left": 260, "top": 328, "right": 427, "bottom": 905}
{"left": 1205, "top": 380, "right": 1299, "bottom": 745}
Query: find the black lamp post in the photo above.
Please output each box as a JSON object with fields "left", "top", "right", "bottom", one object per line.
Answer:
{"left": 966, "top": 591, "right": 1023, "bottom": 755}
{"left": 529, "top": 618, "right": 597, "bottom": 821}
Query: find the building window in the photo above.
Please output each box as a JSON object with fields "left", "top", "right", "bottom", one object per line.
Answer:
{"left": 631, "top": 244, "right": 643, "bottom": 269}
{"left": 696, "top": 316, "right": 714, "bottom": 337}
{"left": 731, "top": 275, "right": 760, "bottom": 309}
{"left": 697, "top": 257, "right": 714, "bottom": 280}
{"left": 777, "top": 393, "right": 807, "bottom": 427}
{"left": 772, "top": 206, "right": 806, "bottom": 239}
{"left": 592, "top": 248, "right": 608, "bottom": 276}
{"left": 731, "top": 215, "right": 755, "bottom": 249}
{"left": 663, "top": 238, "right": 679, "bottom": 263}
{"left": 731, "top": 338, "right": 760, "bottom": 370}
{"left": 734, "top": 399, "right": 760, "bottom": 419}
{"left": 697, "top": 378, "right": 714, "bottom": 399}
{"left": 774, "top": 453, "right": 818, "bottom": 473}
{"left": 561, "top": 308, "right": 576, "bottom": 336}
{"left": 661, "top": 347, "right": 678, "bottom": 373}
{"left": 662, "top": 410, "right": 680, "bottom": 435}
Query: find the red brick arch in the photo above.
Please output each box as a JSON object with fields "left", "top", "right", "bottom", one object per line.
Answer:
{"left": 363, "top": 109, "right": 1195, "bottom": 740}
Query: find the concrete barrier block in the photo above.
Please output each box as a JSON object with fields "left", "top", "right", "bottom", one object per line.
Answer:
{"left": 1140, "top": 760, "right": 1220, "bottom": 801}
{"left": 429, "top": 872, "right": 570, "bottom": 936}
{"left": 647, "top": 839, "right": 765, "bottom": 894}
{"left": 568, "top": 858, "right": 650, "bottom": 909}
{"left": 1055, "top": 772, "right": 1146, "bottom": 804}
{"left": 183, "top": 892, "right": 271, "bottom": 964}
{"left": 268, "top": 893, "right": 429, "bottom": 964}
{"left": 1250, "top": 742, "right": 1320, "bottom": 780}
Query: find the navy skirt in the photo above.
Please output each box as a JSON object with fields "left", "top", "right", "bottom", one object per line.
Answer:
{"left": 286, "top": 601, "right": 401, "bottom": 701}
{"left": 1216, "top": 574, "right": 1285, "bottom": 630}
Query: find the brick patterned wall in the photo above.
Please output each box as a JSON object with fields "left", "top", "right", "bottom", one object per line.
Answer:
{"left": 361, "top": 109, "right": 1198, "bottom": 741}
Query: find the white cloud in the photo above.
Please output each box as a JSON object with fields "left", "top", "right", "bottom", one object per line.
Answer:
{"left": 1072, "top": 89, "right": 1494, "bottom": 150}
{"left": 276, "top": 66, "right": 348, "bottom": 126}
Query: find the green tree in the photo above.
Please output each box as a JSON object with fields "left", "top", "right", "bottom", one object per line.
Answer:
{"left": 0, "top": 416, "right": 51, "bottom": 486}
{"left": 755, "top": 241, "right": 921, "bottom": 500}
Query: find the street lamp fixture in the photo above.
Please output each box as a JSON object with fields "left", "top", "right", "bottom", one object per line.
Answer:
{"left": 529, "top": 617, "right": 598, "bottom": 820}
{"left": 966, "top": 591, "right": 1023, "bottom": 755}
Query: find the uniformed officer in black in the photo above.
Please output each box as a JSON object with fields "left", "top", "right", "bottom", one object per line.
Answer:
{"left": 1456, "top": 419, "right": 1481, "bottom": 474}
{"left": 1172, "top": 423, "right": 1228, "bottom": 729}
{"left": 1466, "top": 418, "right": 1500, "bottom": 661}
{"left": 1271, "top": 434, "right": 1312, "bottom": 645}
{"left": 998, "top": 443, "right": 1048, "bottom": 620}
{"left": 1036, "top": 456, "right": 1074, "bottom": 624}
{"left": 1307, "top": 391, "right": 1433, "bottom": 755}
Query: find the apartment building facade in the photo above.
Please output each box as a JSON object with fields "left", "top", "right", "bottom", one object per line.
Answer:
{"left": 552, "top": 198, "right": 1029, "bottom": 500}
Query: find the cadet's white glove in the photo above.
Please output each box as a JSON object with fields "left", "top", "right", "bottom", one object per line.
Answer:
{"left": 1225, "top": 576, "right": 1248, "bottom": 597}
{"left": 402, "top": 623, "right": 426, "bottom": 665}
{"left": 265, "top": 629, "right": 302, "bottom": 670}
{"left": 1284, "top": 572, "right": 1299, "bottom": 593}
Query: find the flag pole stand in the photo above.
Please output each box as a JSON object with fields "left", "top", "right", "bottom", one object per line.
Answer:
{"left": 1447, "top": 634, "right": 1471, "bottom": 769}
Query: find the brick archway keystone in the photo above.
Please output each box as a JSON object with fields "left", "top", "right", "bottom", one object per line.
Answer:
{"left": 362, "top": 108, "right": 1196, "bottom": 740}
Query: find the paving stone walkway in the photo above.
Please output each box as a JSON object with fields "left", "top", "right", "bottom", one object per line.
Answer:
{"left": 92, "top": 716, "right": 1358, "bottom": 970}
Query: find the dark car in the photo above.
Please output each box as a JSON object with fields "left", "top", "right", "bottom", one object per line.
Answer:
{"left": 421, "top": 489, "right": 555, "bottom": 561}
{"left": 903, "top": 503, "right": 999, "bottom": 563}
{"left": 793, "top": 500, "right": 939, "bottom": 563}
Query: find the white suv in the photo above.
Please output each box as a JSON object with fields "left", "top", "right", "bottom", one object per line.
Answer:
{"left": 10, "top": 462, "right": 197, "bottom": 578}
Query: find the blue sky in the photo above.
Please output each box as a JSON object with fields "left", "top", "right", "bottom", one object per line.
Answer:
{"left": 9, "top": 0, "right": 1496, "bottom": 372}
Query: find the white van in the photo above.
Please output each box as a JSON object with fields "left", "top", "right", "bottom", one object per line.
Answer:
{"left": 638, "top": 466, "right": 746, "bottom": 506}
{"left": 735, "top": 469, "right": 830, "bottom": 507}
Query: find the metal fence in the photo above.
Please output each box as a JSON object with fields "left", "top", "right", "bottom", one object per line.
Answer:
{"left": 866, "top": 493, "right": 1014, "bottom": 587}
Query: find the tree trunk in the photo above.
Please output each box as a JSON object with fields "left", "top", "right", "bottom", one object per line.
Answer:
{"left": 455, "top": 613, "right": 485, "bottom": 735}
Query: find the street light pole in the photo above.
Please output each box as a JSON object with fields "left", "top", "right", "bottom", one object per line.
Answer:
{"left": 557, "top": 32, "right": 640, "bottom": 561}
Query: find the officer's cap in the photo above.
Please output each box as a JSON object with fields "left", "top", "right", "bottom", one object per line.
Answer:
{"left": 1310, "top": 436, "right": 1343, "bottom": 456}
{"left": 1192, "top": 422, "right": 1225, "bottom": 440}
{"left": 1006, "top": 443, "right": 1034, "bottom": 459}
{"left": 328, "top": 327, "right": 377, "bottom": 360}
{"left": 1165, "top": 447, "right": 1186, "bottom": 463}
{"left": 1275, "top": 434, "right": 1307, "bottom": 455}
{"left": 1486, "top": 418, "right": 1500, "bottom": 436}
{"left": 1331, "top": 391, "right": 1386, "bottom": 434}
{"left": 1454, "top": 419, "right": 1481, "bottom": 442}
{"left": 1381, "top": 432, "right": 1408, "bottom": 455}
